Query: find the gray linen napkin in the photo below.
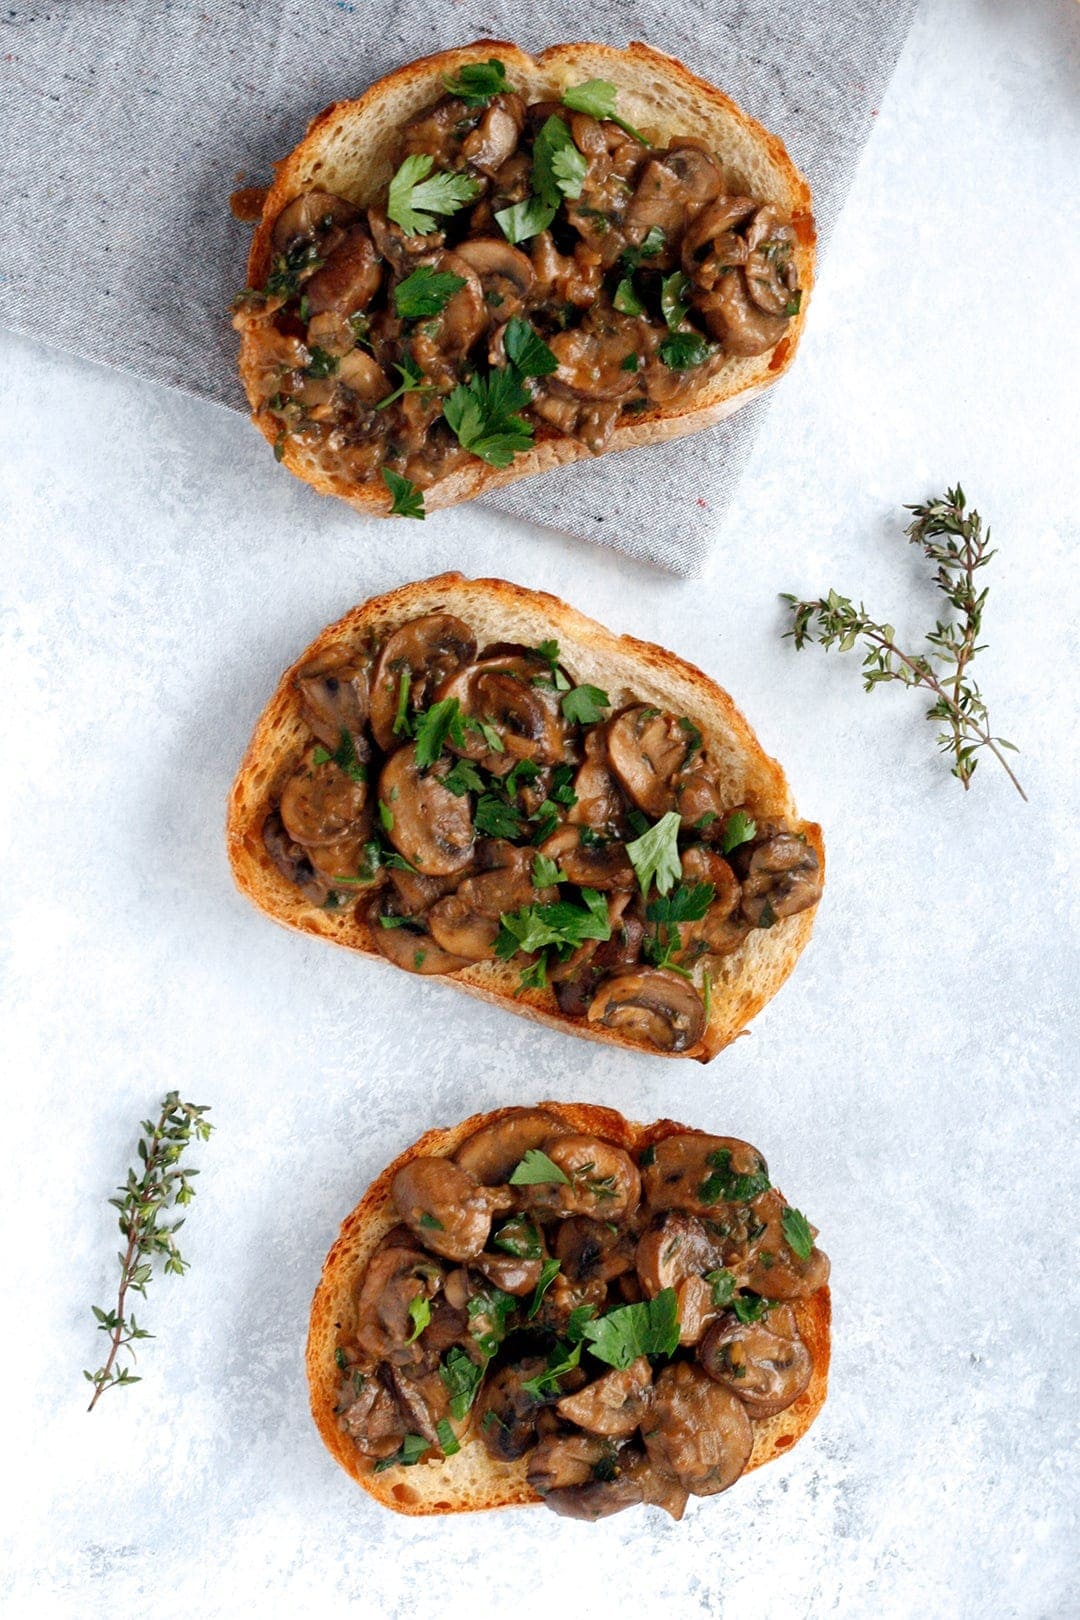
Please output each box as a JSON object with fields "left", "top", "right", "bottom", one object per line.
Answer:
{"left": 0, "top": 1, "right": 917, "bottom": 573}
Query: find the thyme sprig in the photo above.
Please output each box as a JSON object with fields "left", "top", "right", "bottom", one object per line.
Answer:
{"left": 84, "top": 1092, "right": 213, "bottom": 1411}
{"left": 782, "top": 487, "right": 1025, "bottom": 799}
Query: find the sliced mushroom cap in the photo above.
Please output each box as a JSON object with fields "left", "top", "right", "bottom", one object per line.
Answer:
{"left": 295, "top": 651, "right": 370, "bottom": 749}
{"left": 262, "top": 810, "right": 332, "bottom": 905}
{"left": 339, "top": 1371, "right": 407, "bottom": 1458}
{"left": 698, "top": 267, "right": 789, "bottom": 357}
{"left": 556, "top": 1357, "right": 653, "bottom": 1438}
{"left": 643, "top": 1361, "right": 753, "bottom": 1496}
{"left": 437, "top": 654, "right": 568, "bottom": 767}
{"left": 453, "top": 1107, "right": 569, "bottom": 1185}
{"left": 391, "top": 1156, "right": 510, "bottom": 1262}
{"left": 739, "top": 833, "right": 822, "bottom": 925}
{"left": 369, "top": 613, "right": 477, "bottom": 751}
{"left": 554, "top": 1217, "right": 636, "bottom": 1285}
{"left": 387, "top": 1363, "right": 455, "bottom": 1446}
{"left": 538, "top": 826, "right": 635, "bottom": 890}
{"left": 367, "top": 898, "right": 471, "bottom": 976}
{"left": 480, "top": 1357, "right": 557, "bottom": 1461}
{"left": 388, "top": 867, "right": 458, "bottom": 913}
{"left": 743, "top": 206, "right": 799, "bottom": 316}
{"left": 527, "top": 1432, "right": 618, "bottom": 1493}
{"left": 675, "top": 845, "right": 748, "bottom": 963}
{"left": 569, "top": 728, "right": 630, "bottom": 833}
{"left": 271, "top": 190, "right": 359, "bottom": 250}
{"left": 587, "top": 968, "right": 706, "bottom": 1054}
{"left": 673, "top": 768, "right": 725, "bottom": 833}
{"left": 454, "top": 237, "right": 536, "bottom": 321}
{"left": 605, "top": 705, "right": 698, "bottom": 817}
{"left": 306, "top": 825, "right": 377, "bottom": 891}
{"left": 418, "top": 251, "right": 487, "bottom": 354}
{"left": 473, "top": 1251, "right": 543, "bottom": 1297}
{"left": 378, "top": 746, "right": 475, "bottom": 876}
{"left": 464, "top": 840, "right": 549, "bottom": 915}
{"left": 635, "top": 1211, "right": 725, "bottom": 1298}
{"left": 680, "top": 195, "right": 757, "bottom": 281}
{"left": 743, "top": 1188, "right": 831, "bottom": 1300}
{"left": 303, "top": 225, "right": 382, "bottom": 316}
{"left": 400, "top": 93, "right": 478, "bottom": 165}
{"left": 279, "top": 745, "right": 368, "bottom": 846}
{"left": 426, "top": 894, "right": 500, "bottom": 961}
{"left": 642, "top": 1134, "right": 769, "bottom": 1219}
{"left": 622, "top": 156, "right": 699, "bottom": 248}
{"left": 699, "top": 1303, "right": 813, "bottom": 1417}
{"left": 547, "top": 321, "right": 640, "bottom": 401}
{"left": 353, "top": 1232, "right": 444, "bottom": 1361}
{"left": 337, "top": 348, "right": 391, "bottom": 404}
{"left": 459, "top": 90, "right": 525, "bottom": 173}
{"left": 541, "top": 1447, "right": 688, "bottom": 1521}
{"left": 519, "top": 1134, "right": 641, "bottom": 1222}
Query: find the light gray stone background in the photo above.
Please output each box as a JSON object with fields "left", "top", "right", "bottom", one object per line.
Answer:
{"left": 1, "top": 0, "right": 1078, "bottom": 1615}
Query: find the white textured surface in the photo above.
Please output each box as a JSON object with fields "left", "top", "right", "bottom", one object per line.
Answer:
{"left": 2, "top": 0, "right": 1079, "bottom": 1615}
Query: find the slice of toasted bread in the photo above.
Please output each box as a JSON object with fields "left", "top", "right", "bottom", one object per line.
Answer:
{"left": 307, "top": 1102, "right": 831, "bottom": 1517}
{"left": 226, "top": 573, "right": 824, "bottom": 1061}
{"left": 238, "top": 40, "right": 814, "bottom": 514}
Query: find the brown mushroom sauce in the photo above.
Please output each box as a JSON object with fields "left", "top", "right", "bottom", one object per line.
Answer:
{"left": 332, "top": 1111, "right": 828, "bottom": 1520}
{"left": 235, "top": 62, "right": 807, "bottom": 501}
{"left": 261, "top": 609, "right": 822, "bottom": 1053}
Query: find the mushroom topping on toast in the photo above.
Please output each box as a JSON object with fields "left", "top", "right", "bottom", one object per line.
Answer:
{"left": 234, "top": 45, "right": 812, "bottom": 516}
{"left": 312, "top": 1105, "right": 830, "bottom": 1521}
{"left": 233, "top": 584, "right": 823, "bottom": 1060}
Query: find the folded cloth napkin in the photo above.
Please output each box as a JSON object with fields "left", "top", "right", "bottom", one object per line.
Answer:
{"left": 0, "top": 1, "right": 917, "bottom": 573}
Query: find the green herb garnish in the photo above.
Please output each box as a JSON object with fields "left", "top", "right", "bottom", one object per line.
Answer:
{"left": 413, "top": 697, "right": 466, "bottom": 769}
{"left": 561, "top": 79, "right": 649, "bottom": 145}
{"left": 581, "top": 1288, "right": 680, "bottom": 1369}
{"left": 561, "top": 684, "right": 611, "bottom": 726}
{"left": 381, "top": 467, "right": 425, "bottom": 520}
{"left": 626, "top": 809, "right": 682, "bottom": 898}
{"left": 781, "top": 1206, "right": 814, "bottom": 1262}
{"left": 509, "top": 1149, "right": 571, "bottom": 1187}
{"left": 698, "top": 1148, "right": 771, "bottom": 1205}
{"left": 393, "top": 264, "right": 467, "bottom": 319}
{"left": 442, "top": 58, "right": 511, "bottom": 106}
{"left": 373, "top": 1433, "right": 431, "bottom": 1472}
{"left": 526, "top": 1258, "right": 562, "bottom": 1319}
{"left": 721, "top": 810, "right": 757, "bottom": 854}
{"left": 386, "top": 153, "right": 480, "bottom": 235}
{"left": 443, "top": 368, "right": 534, "bottom": 467}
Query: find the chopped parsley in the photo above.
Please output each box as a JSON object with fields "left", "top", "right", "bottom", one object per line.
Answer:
{"left": 492, "top": 1215, "right": 542, "bottom": 1259}
{"left": 496, "top": 888, "right": 610, "bottom": 957}
{"left": 581, "top": 1288, "right": 680, "bottom": 1369}
{"left": 704, "top": 1268, "right": 736, "bottom": 1308}
{"left": 521, "top": 1340, "right": 582, "bottom": 1398}
{"left": 386, "top": 153, "right": 480, "bottom": 235}
{"left": 442, "top": 58, "right": 511, "bottom": 106}
{"left": 526, "top": 1258, "right": 562, "bottom": 1319}
{"left": 661, "top": 271, "right": 691, "bottom": 330}
{"left": 304, "top": 345, "right": 339, "bottom": 379}
{"left": 439, "top": 1346, "right": 484, "bottom": 1419}
{"left": 495, "top": 195, "right": 557, "bottom": 244}
{"left": 531, "top": 853, "right": 562, "bottom": 889}
{"left": 698, "top": 1147, "right": 772, "bottom": 1205}
{"left": 509, "top": 1148, "right": 570, "bottom": 1187}
{"left": 381, "top": 467, "right": 425, "bottom": 519}
{"left": 404, "top": 1295, "right": 431, "bottom": 1344}
{"left": 561, "top": 684, "right": 611, "bottom": 726}
{"left": 442, "top": 757, "right": 486, "bottom": 797}
{"left": 561, "top": 79, "right": 649, "bottom": 146}
{"left": 721, "top": 810, "right": 757, "bottom": 854}
{"left": 413, "top": 697, "right": 466, "bottom": 769}
{"left": 532, "top": 114, "right": 587, "bottom": 209}
{"left": 626, "top": 809, "right": 682, "bottom": 898}
{"left": 443, "top": 367, "right": 534, "bottom": 467}
{"left": 781, "top": 1205, "right": 814, "bottom": 1262}
{"left": 311, "top": 728, "right": 367, "bottom": 783}
{"left": 504, "top": 317, "right": 558, "bottom": 377}
{"left": 393, "top": 264, "right": 467, "bottom": 319}
{"left": 659, "top": 331, "right": 715, "bottom": 371}
{"left": 474, "top": 793, "right": 525, "bottom": 839}
{"left": 435, "top": 1417, "right": 461, "bottom": 1456}
{"left": 373, "top": 1433, "right": 431, "bottom": 1472}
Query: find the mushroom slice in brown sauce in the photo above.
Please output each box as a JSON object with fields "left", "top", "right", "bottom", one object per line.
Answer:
{"left": 366, "top": 898, "right": 471, "bottom": 976}
{"left": 453, "top": 1107, "right": 569, "bottom": 1185}
{"left": 605, "top": 705, "right": 699, "bottom": 817}
{"left": 437, "top": 654, "right": 568, "bottom": 767}
{"left": 587, "top": 967, "right": 705, "bottom": 1053}
{"left": 556, "top": 1357, "right": 653, "bottom": 1437}
{"left": 699, "top": 1303, "right": 812, "bottom": 1417}
{"left": 271, "top": 190, "right": 359, "bottom": 251}
{"left": 537, "top": 825, "right": 635, "bottom": 890}
{"left": 519, "top": 1134, "right": 641, "bottom": 1222}
{"left": 641, "top": 1133, "right": 768, "bottom": 1219}
{"left": 378, "top": 745, "right": 474, "bottom": 875}
{"left": 391, "top": 1156, "right": 512, "bottom": 1262}
{"left": 295, "top": 651, "right": 370, "bottom": 749}
{"left": 643, "top": 1361, "right": 753, "bottom": 1496}
{"left": 369, "top": 613, "right": 477, "bottom": 751}
{"left": 738, "top": 833, "right": 822, "bottom": 925}
{"left": 278, "top": 745, "right": 368, "bottom": 847}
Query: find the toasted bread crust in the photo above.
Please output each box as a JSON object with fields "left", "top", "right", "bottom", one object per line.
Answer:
{"left": 307, "top": 1102, "right": 830, "bottom": 1516}
{"left": 237, "top": 40, "right": 815, "bottom": 514}
{"left": 226, "top": 574, "right": 824, "bottom": 1061}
